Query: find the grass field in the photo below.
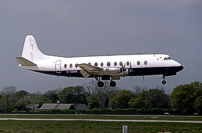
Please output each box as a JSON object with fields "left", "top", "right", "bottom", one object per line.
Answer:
{"left": 0, "top": 115, "right": 201, "bottom": 133}
{"left": 0, "top": 120, "right": 201, "bottom": 133}
{"left": 0, "top": 114, "right": 202, "bottom": 121}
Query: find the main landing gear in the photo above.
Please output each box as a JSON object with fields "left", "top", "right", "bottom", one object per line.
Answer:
{"left": 97, "top": 80, "right": 116, "bottom": 87}
{"left": 110, "top": 81, "right": 116, "bottom": 87}
{"left": 161, "top": 76, "right": 166, "bottom": 85}
{"left": 97, "top": 81, "right": 104, "bottom": 87}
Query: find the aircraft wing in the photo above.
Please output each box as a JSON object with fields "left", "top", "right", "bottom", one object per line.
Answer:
{"left": 78, "top": 63, "right": 103, "bottom": 78}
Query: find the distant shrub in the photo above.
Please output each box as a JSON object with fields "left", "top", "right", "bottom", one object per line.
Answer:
{"left": 137, "top": 108, "right": 145, "bottom": 113}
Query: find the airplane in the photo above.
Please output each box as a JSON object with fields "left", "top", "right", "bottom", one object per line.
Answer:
{"left": 16, "top": 35, "right": 184, "bottom": 87}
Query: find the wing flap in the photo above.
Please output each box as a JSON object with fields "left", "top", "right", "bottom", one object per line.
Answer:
{"left": 16, "top": 57, "right": 37, "bottom": 66}
{"left": 80, "top": 70, "right": 90, "bottom": 78}
{"left": 78, "top": 63, "right": 103, "bottom": 77}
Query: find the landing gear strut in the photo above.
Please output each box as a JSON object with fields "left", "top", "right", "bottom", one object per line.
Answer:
{"left": 162, "top": 76, "right": 166, "bottom": 85}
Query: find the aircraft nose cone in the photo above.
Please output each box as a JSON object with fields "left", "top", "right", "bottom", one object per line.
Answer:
{"left": 180, "top": 65, "right": 184, "bottom": 71}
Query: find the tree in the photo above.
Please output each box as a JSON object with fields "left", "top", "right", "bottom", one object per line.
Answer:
{"left": 194, "top": 88, "right": 202, "bottom": 115}
{"left": 87, "top": 95, "right": 99, "bottom": 109}
{"left": 15, "top": 90, "right": 29, "bottom": 99}
{"left": 0, "top": 86, "right": 17, "bottom": 111}
{"left": 128, "top": 97, "right": 145, "bottom": 109}
{"left": 194, "top": 96, "right": 202, "bottom": 115}
{"left": 44, "top": 90, "right": 59, "bottom": 103}
{"left": 132, "top": 86, "right": 142, "bottom": 96}
{"left": 142, "top": 88, "right": 169, "bottom": 108}
{"left": 83, "top": 81, "right": 121, "bottom": 108}
{"left": 129, "top": 87, "right": 169, "bottom": 109}
{"left": 35, "top": 89, "right": 60, "bottom": 104}
{"left": 96, "top": 82, "right": 121, "bottom": 108}
{"left": 171, "top": 81, "right": 202, "bottom": 114}
{"left": 35, "top": 94, "right": 52, "bottom": 105}
{"left": 109, "top": 90, "right": 136, "bottom": 109}
{"left": 83, "top": 81, "right": 98, "bottom": 97}
{"left": 15, "top": 90, "right": 29, "bottom": 106}
{"left": 59, "top": 86, "right": 87, "bottom": 104}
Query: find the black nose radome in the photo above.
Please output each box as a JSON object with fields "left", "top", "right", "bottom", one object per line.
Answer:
{"left": 180, "top": 65, "right": 184, "bottom": 70}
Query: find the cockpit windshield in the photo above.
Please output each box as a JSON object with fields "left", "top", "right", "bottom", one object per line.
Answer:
{"left": 164, "top": 57, "right": 171, "bottom": 60}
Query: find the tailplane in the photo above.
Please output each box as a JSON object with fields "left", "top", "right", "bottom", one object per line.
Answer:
{"left": 16, "top": 57, "right": 37, "bottom": 66}
{"left": 21, "top": 35, "right": 45, "bottom": 61}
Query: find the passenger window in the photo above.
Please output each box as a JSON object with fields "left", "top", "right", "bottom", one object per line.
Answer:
{"left": 107, "top": 62, "right": 111, "bottom": 67}
{"left": 64, "top": 64, "right": 67, "bottom": 68}
{"left": 137, "top": 61, "right": 140, "bottom": 65}
{"left": 114, "top": 62, "right": 117, "bottom": 66}
{"left": 126, "top": 61, "right": 129, "bottom": 66}
{"left": 75, "top": 63, "right": 78, "bottom": 68}
{"left": 100, "top": 62, "right": 104, "bottom": 67}
{"left": 119, "top": 62, "right": 123, "bottom": 66}
{"left": 70, "top": 64, "right": 73, "bottom": 68}
{"left": 144, "top": 61, "right": 147, "bottom": 65}
{"left": 94, "top": 62, "right": 98, "bottom": 66}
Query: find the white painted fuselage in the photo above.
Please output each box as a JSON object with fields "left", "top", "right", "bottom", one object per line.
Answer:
{"left": 16, "top": 35, "right": 183, "bottom": 87}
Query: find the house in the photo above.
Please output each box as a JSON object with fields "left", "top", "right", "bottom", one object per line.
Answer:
{"left": 40, "top": 103, "right": 88, "bottom": 110}
{"left": 26, "top": 101, "right": 41, "bottom": 111}
{"left": 26, "top": 104, "right": 40, "bottom": 111}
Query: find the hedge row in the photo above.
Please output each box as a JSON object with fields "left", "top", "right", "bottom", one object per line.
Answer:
{"left": 37, "top": 108, "right": 179, "bottom": 115}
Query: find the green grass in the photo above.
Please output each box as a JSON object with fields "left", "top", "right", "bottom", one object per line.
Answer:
{"left": 0, "top": 115, "right": 201, "bottom": 132}
{"left": 0, "top": 121, "right": 201, "bottom": 133}
{"left": 0, "top": 114, "right": 202, "bottom": 121}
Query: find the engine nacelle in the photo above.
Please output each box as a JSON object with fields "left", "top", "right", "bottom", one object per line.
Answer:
{"left": 102, "top": 67, "right": 121, "bottom": 75}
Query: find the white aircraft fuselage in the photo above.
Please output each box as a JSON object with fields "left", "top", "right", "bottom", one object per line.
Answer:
{"left": 16, "top": 35, "right": 183, "bottom": 87}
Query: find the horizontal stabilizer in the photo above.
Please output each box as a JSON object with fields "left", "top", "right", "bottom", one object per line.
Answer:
{"left": 16, "top": 57, "right": 37, "bottom": 66}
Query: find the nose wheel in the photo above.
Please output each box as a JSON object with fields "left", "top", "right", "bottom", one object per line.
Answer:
{"left": 161, "top": 76, "right": 166, "bottom": 85}
{"left": 162, "top": 80, "right": 166, "bottom": 85}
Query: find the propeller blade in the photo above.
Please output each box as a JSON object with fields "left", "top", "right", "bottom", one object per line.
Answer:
{"left": 130, "top": 62, "right": 131, "bottom": 69}
{"left": 130, "top": 62, "right": 132, "bottom": 80}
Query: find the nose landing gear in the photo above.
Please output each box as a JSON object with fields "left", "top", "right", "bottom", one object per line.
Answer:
{"left": 162, "top": 80, "right": 166, "bottom": 85}
{"left": 161, "top": 76, "right": 166, "bottom": 85}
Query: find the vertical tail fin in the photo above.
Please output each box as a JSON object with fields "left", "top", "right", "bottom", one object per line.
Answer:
{"left": 21, "top": 35, "right": 45, "bottom": 61}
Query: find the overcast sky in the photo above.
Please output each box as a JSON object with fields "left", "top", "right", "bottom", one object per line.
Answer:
{"left": 0, "top": 0, "right": 201, "bottom": 93}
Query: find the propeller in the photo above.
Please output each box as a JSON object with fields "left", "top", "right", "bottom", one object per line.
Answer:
{"left": 121, "top": 62, "right": 126, "bottom": 76}
{"left": 130, "top": 62, "right": 132, "bottom": 80}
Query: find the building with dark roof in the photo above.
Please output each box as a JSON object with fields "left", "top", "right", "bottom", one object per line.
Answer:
{"left": 40, "top": 103, "right": 87, "bottom": 110}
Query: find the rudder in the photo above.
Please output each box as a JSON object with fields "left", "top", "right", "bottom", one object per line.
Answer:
{"left": 21, "top": 35, "right": 45, "bottom": 61}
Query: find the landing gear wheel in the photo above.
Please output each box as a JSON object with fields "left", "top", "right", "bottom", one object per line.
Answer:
{"left": 162, "top": 80, "right": 166, "bottom": 85}
{"left": 110, "top": 81, "right": 116, "bottom": 87}
{"left": 97, "top": 81, "right": 104, "bottom": 87}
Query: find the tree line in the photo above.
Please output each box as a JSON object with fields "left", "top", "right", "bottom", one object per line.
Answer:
{"left": 0, "top": 81, "right": 202, "bottom": 114}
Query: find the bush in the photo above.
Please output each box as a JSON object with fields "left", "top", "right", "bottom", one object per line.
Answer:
{"left": 137, "top": 108, "right": 145, "bottom": 113}
{"left": 35, "top": 108, "right": 175, "bottom": 115}
{"left": 127, "top": 108, "right": 137, "bottom": 113}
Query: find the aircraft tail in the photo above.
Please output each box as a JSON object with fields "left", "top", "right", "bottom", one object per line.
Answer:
{"left": 21, "top": 35, "right": 45, "bottom": 61}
